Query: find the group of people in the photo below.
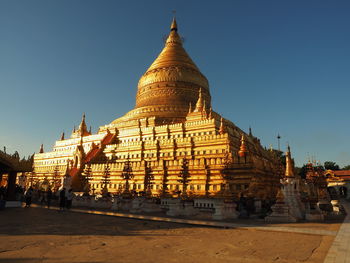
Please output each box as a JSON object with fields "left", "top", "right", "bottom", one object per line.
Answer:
{"left": 22, "top": 186, "right": 74, "bottom": 210}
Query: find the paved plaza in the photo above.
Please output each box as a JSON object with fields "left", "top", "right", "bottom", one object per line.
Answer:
{"left": 323, "top": 201, "right": 350, "bottom": 263}
{"left": 0, "top": 204, "right": 346, "bottom": 263}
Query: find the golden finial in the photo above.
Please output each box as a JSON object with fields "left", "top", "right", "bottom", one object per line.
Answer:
{"left": 170, "top": 16, "right": 178, "bottom": 32}
{"left": 170, "top": 10, "right": 177, "bottom": 31}
{"left": 238, "top": 134, "right": 248, "bottom": 157}
{"left": 188, "top": 102, "right": 192, "bottom": 113}
{"left": 208, "top": 107, "right": 212, "bottom": 119}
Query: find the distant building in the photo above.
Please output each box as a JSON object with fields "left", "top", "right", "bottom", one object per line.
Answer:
{"left": 325, "top": 170, "right": 350, "bottom": 198}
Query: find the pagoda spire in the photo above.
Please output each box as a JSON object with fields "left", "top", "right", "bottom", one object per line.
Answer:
{"left": 78, "top": 113, "right": 87, "bottom": 131}
{"left": 39, "top": 144, "right": 44, "bottom": 154}
{"left": 285, "top": 144, "right": 294, "bottom": 177}
{"left": 60, "top": 131, "right": 65, "bottom": 140}
{"left": 238, "top": 135, "right": 248, "bottom": 157}
{"left": 75, "top": 112, "right": 90, "bottom": 137}
{"left": 194, "top": 88, "right": 204, "bottom": 112}
{"left": 170, "top": 16, "right": 177, "bottom": 31}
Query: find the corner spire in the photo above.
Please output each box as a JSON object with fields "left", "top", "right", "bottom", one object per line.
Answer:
{"left": 202, "top": 99, "right": 207, "bottom": 116}
{"left": 208, "top": 107, "right": 212, "bottom": 119}
{"left": 219, "top": 117, "right": 225, "bottom": 134}
{"left": 188, "top": 102, "right": 192, "bottom": 114}
{"left": 60, "top": 131, "right": 65, "bottom": 140}
{"left": 238, "top": 135, "right": 248, "bottom": 157}
{"left": 194, "top": 88, "right": 204, "bottom": 112}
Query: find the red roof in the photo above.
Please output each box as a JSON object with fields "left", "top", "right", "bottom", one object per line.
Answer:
{"left": 85, "top": 147, "right": 101, "bottom": 163}
{"left": 102, "top": 132, "right": 115, "bottom": 145}
{"left": 333, "top": 170, "right": 350, "bottom": 176}
{"left": 69, "top": 167, "right": 79, "bottom": 178}
{"left": 84, "top": 132, "right": 115, "bottom": 164}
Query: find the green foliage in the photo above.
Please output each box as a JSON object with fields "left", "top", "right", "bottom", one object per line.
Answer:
{"left": 296, "top": 164, "right": 308, "bottom": 179}
{"left": 178, "top": 158, "right": 191, "bottom": 195}
{"left": 324, "top": 161, "right": 340, "bottom": 170}
{"left": 271, "top": 149, "right": 286, "bottom": 166}
{"left": 342, "top": 165, "right": 350, "bottom": 170}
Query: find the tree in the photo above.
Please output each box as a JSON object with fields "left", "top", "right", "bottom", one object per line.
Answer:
{"left": 121, "top": 157, "right": 133, "bottom": 193}
{"left": 82, "top": 164, "right": 93, "bottom": 194}
{"left": 161, "top": 160, "right": 169, "bottom": 197}
{"left": 101, "top": 162, "right": 111, "bottom": 195}
{"left": 143, "top": 161, "right": 154, "bottom": 196}
{"left": 296, "top": 164, "right": 308, "bottom": 179}
{"left": 270, "top": 149, "right": 286, "bottom": 166}
{"left": 204, "top": 161, "right": 211, "bottom": 197}
{"left": 324, "top": 161, "right": 340, "bottom": 170}
{"left": 342, "top": 165, "right": 350, "bottom": 170}
{"left": 177, "top": 158, "right": 191, "bottom": 198}
{"left": 52, "top": 165, "right": 61, "bottom": 191}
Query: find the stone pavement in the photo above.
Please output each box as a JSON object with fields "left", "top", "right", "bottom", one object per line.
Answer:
{"left": 324, "top": 201, "right": 350, "bottom": 263}
{"left": 32, "top": 204, "right": 337, "bottom": 237}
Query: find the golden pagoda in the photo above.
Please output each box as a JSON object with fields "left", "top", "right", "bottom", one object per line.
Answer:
{"left": 32, "top": 18, "right": 281, "bottom": 199}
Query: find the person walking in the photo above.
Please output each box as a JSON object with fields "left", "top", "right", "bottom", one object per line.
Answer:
{"left": 66, "top": 189, "right": 73, "bottom": 210}
{"left": 24, "top": 187, "right": 33, "bottom": 208}
{"left": 47, "top": 188, "right": 52, "bottom": 209}
{"left": 59, "top": 188, "right": 66, "bottom": 211}
{"left": 39, "top": 190, "right": 46, "bottom": 206}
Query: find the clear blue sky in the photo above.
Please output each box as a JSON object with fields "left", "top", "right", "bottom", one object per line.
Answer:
{"left": 1, "top": 0, "right": 349, "bottom": 167}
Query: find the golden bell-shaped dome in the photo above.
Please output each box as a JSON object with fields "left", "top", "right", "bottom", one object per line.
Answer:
{"left": 134, "top": 18, "right": 211, "bottom": 120}
{"left": 111, "top": 18, "right": 212, "bottom": 125}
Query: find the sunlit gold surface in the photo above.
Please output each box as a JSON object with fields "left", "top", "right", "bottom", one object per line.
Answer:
{"left": 115, "top": 18, "right": 211, "bottom": 124}
{"left": 285, "top": 145, "right": 294, "bottom": 177}
{"left": 32, "top": 18, "right": 281, "bottom": 199}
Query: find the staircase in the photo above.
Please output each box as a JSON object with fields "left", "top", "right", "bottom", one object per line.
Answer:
{"left": 69, "top": 132, "right": 116, "bottom": 178}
